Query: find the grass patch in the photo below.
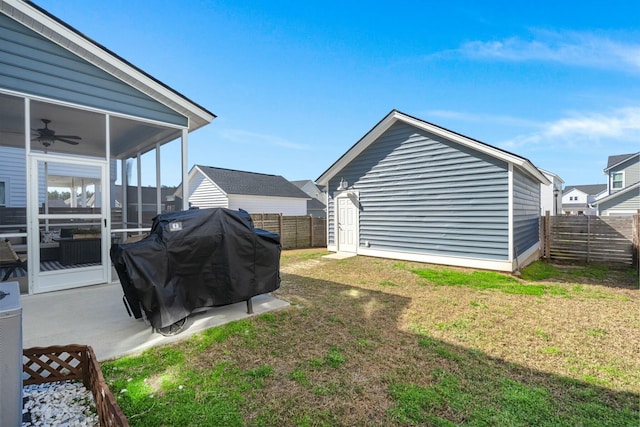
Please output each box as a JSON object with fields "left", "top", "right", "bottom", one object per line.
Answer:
{"left": 411, "top": 267, "right": 561, "bottom": 296}
{"left": 104, "top": 249, "right": 639, "bottom": 426}
{"left": 520, "top": 260, "right": 560, "bottom": 281}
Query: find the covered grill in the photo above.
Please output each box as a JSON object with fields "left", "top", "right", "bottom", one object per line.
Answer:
{"left": 110, "top": 208, "right": 281, "bottom": 334}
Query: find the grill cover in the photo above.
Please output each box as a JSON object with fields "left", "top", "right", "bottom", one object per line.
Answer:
{"left": 110, "top": 208, "right": 281, "bottom": 329}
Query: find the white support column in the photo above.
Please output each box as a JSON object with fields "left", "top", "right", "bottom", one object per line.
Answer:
{"left": 181, "top": 128, "right": 189, "bottom": 210}
{"left": 121, "top": 158, "right": 128, "bottom": 230}
{"left": 25, "top": 97, "right": 34, "bottom": 294}
{"left": 137, "top": 153, "right": 142, "bottom": 227}
{"left": 156, "top": 143, "right": 161, "bottom": 214}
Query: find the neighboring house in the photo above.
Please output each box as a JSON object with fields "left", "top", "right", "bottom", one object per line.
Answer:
{"left": 0, "top": 0, "right": 214, "bottom": 294}
{"left": 539, "top": 169, "right": 564, "bottom": 216}
{"left": 177, "top": 165, "right": 310, "bottom": 215}
{"left": 561, "top": 184, "right": 607, "bottom": 216}
{"left": 316, "top": 110, "right": 550, "bottom": 273}
{"left": 292, "top": 179, "right": 327, "bottom": 217}
{"left": 597, "top": 152, "right": 640, "bottom": 216}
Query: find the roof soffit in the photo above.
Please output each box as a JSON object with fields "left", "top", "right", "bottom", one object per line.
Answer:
{"left": 1, "top": 0, "right": 215, "bottom": 130}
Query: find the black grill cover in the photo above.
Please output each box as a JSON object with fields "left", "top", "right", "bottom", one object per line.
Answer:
{"left": 110, "top": 208, "right": 281, "bottom": 329}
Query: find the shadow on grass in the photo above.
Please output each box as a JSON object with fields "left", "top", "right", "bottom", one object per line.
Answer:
{"left": 104, "top": 271, "right": 638, "bottom": 426}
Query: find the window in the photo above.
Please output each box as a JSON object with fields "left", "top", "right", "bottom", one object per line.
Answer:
{"left": 612, "top": 172, "right": 624, "bottom": 190}
{"left": 0, "top": 181, "right": 5, "bottom": 206}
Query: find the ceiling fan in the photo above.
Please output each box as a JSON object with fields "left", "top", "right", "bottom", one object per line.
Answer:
{"left": 33, "top": 119, "right": 81, "bottom": 147}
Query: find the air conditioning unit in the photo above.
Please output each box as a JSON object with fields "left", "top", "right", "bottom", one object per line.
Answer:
{"left": 0, "top": 281, "right": 22, "bottom": 427}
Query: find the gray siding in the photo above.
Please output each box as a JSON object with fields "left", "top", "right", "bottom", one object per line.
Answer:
{"left": 0, "top": 146, "right": 26, "bottom": 207}
{"left": 610, "top": 156, "right": 640, "bottom": 191}
{"left": 0, "top": 13, "right": 187, "bottom": 126}
{"left": 328, "top": 122, "right": 510, "bottom": 260}
{"left": 599, "top": 189, "right": 640, "bottom": 212}
{"left": 512, "top": 170, "right": 540, "bottom": 255}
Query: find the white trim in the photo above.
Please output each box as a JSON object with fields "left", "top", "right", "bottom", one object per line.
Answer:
{"left": 334, "top": 190, "right": 360, "bottom": 253}
{"left": 0, "top": 177, "right": 8, "bottom": 206}
{"left": 317, "top": 110, "right": 549, "bottom": 186}
{"left": 508, "top": 164, "right": 514, "bottom": 261}
{"left": 357, "top": 247, "right": 516, "bottom": 272}
{"left": 611, "top": 171, "right": 625, "bottom": 191}
{"left": 1, "top": 0, "right": 215, "bottom": 129}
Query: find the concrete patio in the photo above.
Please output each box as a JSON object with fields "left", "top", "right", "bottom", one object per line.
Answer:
{"left": 17, "top": 281, "right": 289, "bottom": 361}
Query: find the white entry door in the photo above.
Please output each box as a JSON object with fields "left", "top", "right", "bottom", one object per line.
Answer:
{"left": 337, "top": 196, "right": 358, "bottom": 253}
{"left": 29, "top": 154, "right": 108, "bottom": 294}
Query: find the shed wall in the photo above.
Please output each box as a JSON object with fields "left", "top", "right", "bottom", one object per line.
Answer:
{"left": 512, "top": 169, "right": 540, "bottom": 255}
{"left": 328, "top": 122, "right": 510, "bottom": 260}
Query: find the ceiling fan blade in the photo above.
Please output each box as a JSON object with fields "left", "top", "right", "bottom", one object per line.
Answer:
{"left": 56, "top": 138, "right": 80, "bottom": 145}
{"left": 54, "top": 135, "right": 82, "bottom": 139}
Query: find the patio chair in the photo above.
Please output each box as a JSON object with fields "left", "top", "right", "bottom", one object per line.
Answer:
{"left": 0, "top": 239, "right": 27, "bottom": 281}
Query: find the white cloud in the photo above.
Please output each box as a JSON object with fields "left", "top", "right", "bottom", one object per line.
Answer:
{"left": 457, "top": 30, "right": 640, "bottom": 73}
{"left": 500, "top": 107, "right": 640, "bottom": 149}
{"left": 219, "top": 129, "right": 310, "bottom": 150}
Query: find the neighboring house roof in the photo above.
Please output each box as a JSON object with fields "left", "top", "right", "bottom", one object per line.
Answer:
{"left": 3, "top": 0, "right": 215, "bottom": 132}
{"left": 307, "top": 198, "right": 326, "bottom": 210}
{"left": 316, "top": 110, "right": 550, "bottom": 185}
{"left": 605, "top": 152, "right": 639, "bottom": 171}
{"left": 595, "top": 182, "right": 640, "bottom": 205}
{"left": 563, "top": 184, "right": 607, "bottom": 196}
{"left": 195, "top": 165, "right": 310, "bottom": 199}
{"left": 538, "top": 168, "right": 564, "bottom": 183}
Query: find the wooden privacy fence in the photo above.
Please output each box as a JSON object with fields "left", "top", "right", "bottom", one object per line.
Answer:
{"left": 251, "top": 213, "right": 326, "bottom": 250}
{"left": 541, "top": 213, "right": 638, "bottom": 267}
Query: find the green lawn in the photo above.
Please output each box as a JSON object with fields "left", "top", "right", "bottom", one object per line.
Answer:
{"left": 103, "top": 252, "right": 639, "bottom": 426}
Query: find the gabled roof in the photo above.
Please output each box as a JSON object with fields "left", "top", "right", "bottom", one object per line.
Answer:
{"left": 195, "top": 166, "right": 310, "bottom": 199}
{"left": 316, "top": 110, "right": 550, "bottom": 185}
{"left": 307, "top": 198, "right": 326, "bottom": 210}
{"left": 595, "top": 182, "right": 640, "bottom": 205}
{"left": 2, "top": 0, "right": 215, "bottom": 131}
{"left": 538, "top": 168, "right": 564, "bottom": 183}
{"left": 605, "top": 152, "right": 640, "bottom": 171}
{"left": 563, "top": 184, "right": 607, "bottom": 196}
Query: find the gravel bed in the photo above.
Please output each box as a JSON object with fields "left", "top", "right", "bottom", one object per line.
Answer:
{"left": 22, "top": 380, "right": 99, "bottom": 427}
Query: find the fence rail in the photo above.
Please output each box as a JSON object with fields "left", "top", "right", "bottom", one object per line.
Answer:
{"left": 251, "top": 213, "right": 326, "bottom": 249}
{"left": 541, "top": 213, "right": 639, "bottom": 268}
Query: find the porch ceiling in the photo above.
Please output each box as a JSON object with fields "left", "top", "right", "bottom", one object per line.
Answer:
{"left": 0, "top": 93, "right": 182, "bottom": 159}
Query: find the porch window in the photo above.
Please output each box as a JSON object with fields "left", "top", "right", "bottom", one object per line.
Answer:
{"left": 0, "top": 181, "right": 5, "bottom": 206}
{"left": 612, "top": 172, "right": 624, "bottom": 190}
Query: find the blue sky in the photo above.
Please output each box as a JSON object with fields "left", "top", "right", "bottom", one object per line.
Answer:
{"left": 35, "top": 1, "right": 640, "bottom": 187}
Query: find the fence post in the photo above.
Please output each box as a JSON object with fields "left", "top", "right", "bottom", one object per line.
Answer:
{"left": 545, "top": 211, "right": 551, "bottom": 259}
{"left": 279, "top": 213, "right": 284, "bottom": 246}
{"left": 587, "top": 215, "right": 591, "bottom": 263}
{"left": 309, "top": 215, "right": 314, "bottom": 248}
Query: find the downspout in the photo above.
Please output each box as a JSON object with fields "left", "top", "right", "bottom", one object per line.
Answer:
{"left": 508, "top": 164, "right": 515, "bottom": 271}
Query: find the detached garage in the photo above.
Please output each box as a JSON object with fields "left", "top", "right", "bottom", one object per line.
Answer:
{"left": 317, "top": 110, "right": 549, "bottom": 272}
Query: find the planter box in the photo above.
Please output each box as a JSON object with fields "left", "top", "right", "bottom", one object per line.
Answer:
{"left": 57, "top": 238, "right": 101, "bottom": 265}
{"left": 23, "top": 345, "right": 128, "bottom": 427}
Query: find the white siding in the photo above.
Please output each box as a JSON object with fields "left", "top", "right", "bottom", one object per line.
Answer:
{"left": 228, "top": 195, "right": 307, "bottom": 215}
{"left": 188, "top": 173, "right": 228, "bottom": 209}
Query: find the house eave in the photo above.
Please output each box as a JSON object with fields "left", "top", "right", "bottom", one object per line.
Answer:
{"left": 2, "top": 0, "right": 215, "bottom": 131}
{"left": 603, "top": 152, "right": 640, "bottom": 173}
